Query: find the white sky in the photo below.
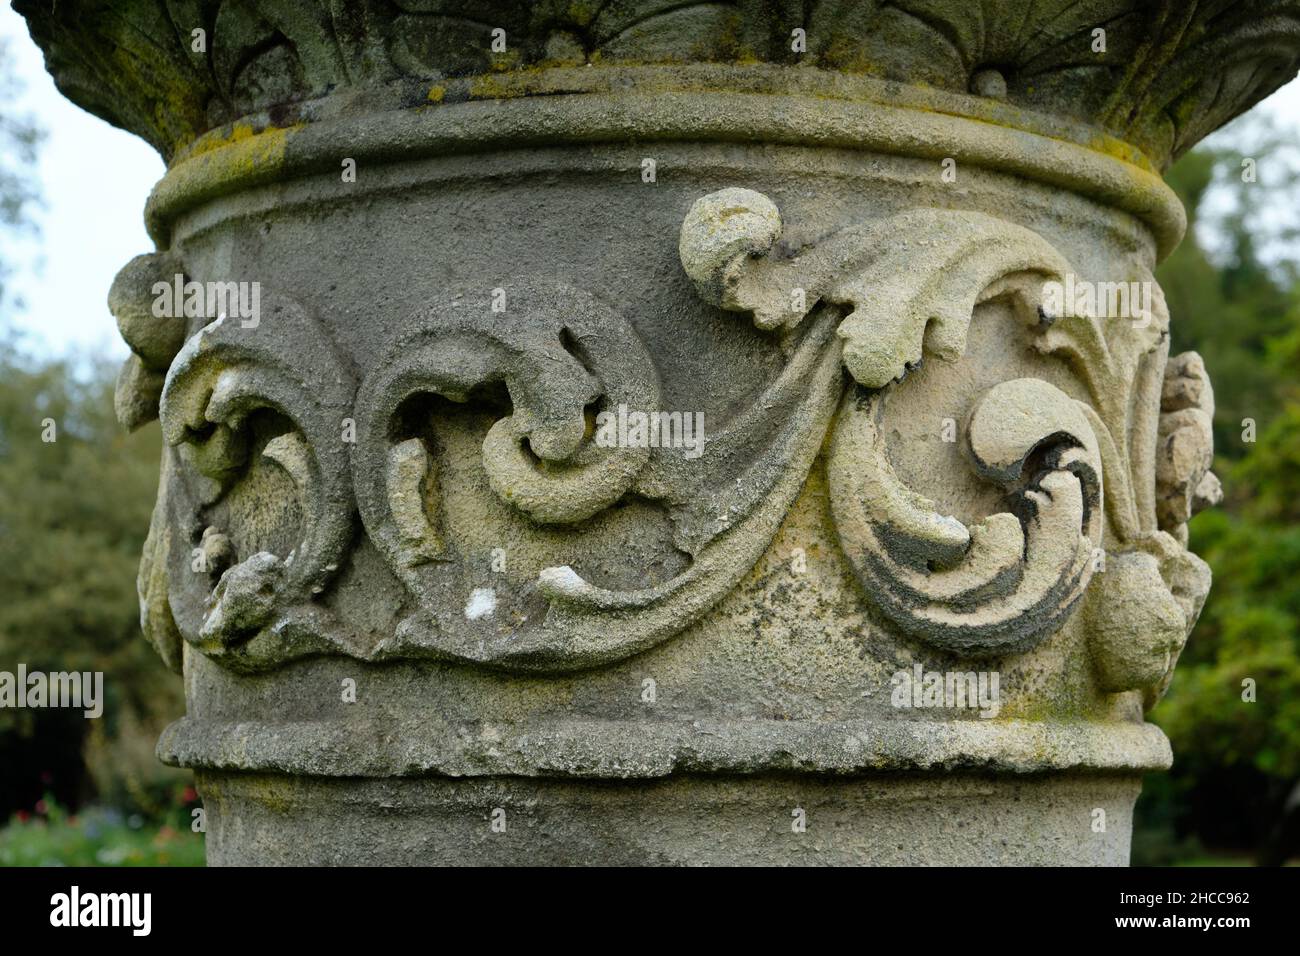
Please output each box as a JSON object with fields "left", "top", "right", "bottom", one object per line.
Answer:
{"left": 0, "top": 5, "right": 1297, "bottom": 359}
{"left": 2, "top": 5, "right": 162, "bottom": 360}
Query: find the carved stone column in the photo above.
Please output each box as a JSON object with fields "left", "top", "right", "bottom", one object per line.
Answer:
{"left": 19, "top": 1, "right": 1300, "bottom": 865}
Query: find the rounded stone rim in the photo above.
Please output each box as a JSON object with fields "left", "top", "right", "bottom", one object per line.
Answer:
{"left": 144, "top": 63, "right": 1186, "bottom": 258}
{"left": 157, "top": 715, "right": 1174, "bottom": 778}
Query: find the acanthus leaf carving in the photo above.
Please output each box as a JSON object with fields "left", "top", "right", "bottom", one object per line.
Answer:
{"left": 121, "top": 185, "right": 1220, "bottom": 687}
{"left": 681, "top": 186, "right": 1217, "bottom": 683}
{"left": 680, "top": 187, "right": 1073, "bottom": 387}
{"left": 683, "top": 187, "right": 1102, "bottom": 656}
{"left": 1025, "top": 267, "right": 1218, "bottom": 705}
{"left": 1084, "top": 346, "right": 1218, "bottom": 708}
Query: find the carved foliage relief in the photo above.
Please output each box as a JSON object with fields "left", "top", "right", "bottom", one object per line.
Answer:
{"left": 113, "top": 189, "right": 1216, "bottom": 706}
{"left": 17, "top": 1, "right": 1300, "bottom": 166}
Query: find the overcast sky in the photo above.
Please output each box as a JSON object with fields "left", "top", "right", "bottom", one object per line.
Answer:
{"left": 1, "top": 5, "right": 1298, "bottom": 360}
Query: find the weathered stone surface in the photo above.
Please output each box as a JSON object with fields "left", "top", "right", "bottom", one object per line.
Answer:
{"left": 16, "top": 1, "right": 1300, "bottom": 166}
{"left": 17, "top": 0, "right": 1299, "bottom": 865}
{"left": 195, "top": 772, "right": 1143, "bottom": 866}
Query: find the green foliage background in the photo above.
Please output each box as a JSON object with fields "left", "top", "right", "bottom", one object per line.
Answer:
{"left": 0, "top": 36, "right": 192, "bottom": 859}
{"left": 1137, "top": 119, "right": 1300, "bottom": 863}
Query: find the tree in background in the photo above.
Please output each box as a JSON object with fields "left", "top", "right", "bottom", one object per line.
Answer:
{"left": 0, "top": 36, "right": 40, "bottom": 322}
{"left": 0, "top": 37, "right": 184, "bottom": 824}
{"left": 1138, "top": 112, "right": 1300, "bottom": 864}
{"left": 0, "top": 355, "right": 179, "bottom": 815}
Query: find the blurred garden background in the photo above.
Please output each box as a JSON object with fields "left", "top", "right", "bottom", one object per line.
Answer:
{"left": 0, "top": 19, "right": 1298, "bottom": 866}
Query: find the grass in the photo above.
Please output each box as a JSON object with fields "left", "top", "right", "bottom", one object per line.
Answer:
{"left": 0, "top": 799, "right": 205, "bottom": 867}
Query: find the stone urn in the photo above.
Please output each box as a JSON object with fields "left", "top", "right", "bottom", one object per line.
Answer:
{"left": 17, "top": 0, "right": 1299, "bottom": 865}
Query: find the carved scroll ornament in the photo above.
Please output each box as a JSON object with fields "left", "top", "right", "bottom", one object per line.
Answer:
{"left": 114, "top": 188, "right": 1215, "bottom": 701}
{"left": 118, "top": 261, "right": 841, "bottom": 672}
{"left": 680, "top": 187, "right": 1216, "bottom": 701}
